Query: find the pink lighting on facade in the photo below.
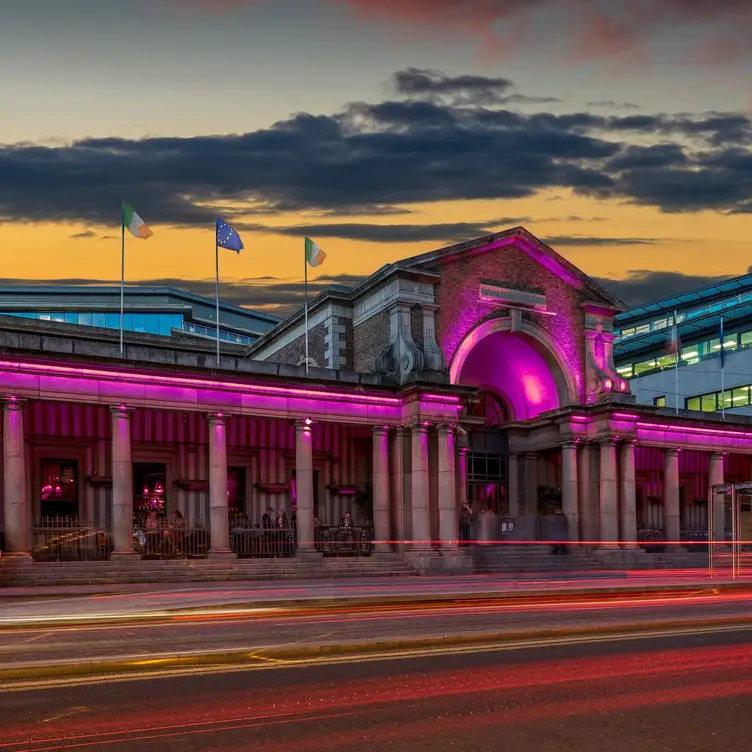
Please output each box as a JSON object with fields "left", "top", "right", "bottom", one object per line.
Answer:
{"left": 457, "top": 331, "right": 560, "bottom": 420}
{"left": 304, "top": 417, "right": 312, "bottom": 426}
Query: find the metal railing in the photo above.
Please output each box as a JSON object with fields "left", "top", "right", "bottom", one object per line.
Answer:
{"left": 230, "top": 523, "right": 296, "bottom": 558}
{"left": 315, "top": 525, "right": 373, "bottom": 556}
{"left": 32, "top": 517, "right": 112, "bottom": 562}
{"left": 133, "top": 519, "right": 209, "bottom": 559}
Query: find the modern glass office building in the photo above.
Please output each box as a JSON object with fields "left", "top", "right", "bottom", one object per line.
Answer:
{"left": 614, "top": 273, "right": 752, "bottom": 415}
{"left": 0, "top": 285, "right": 279, "bottom": 346}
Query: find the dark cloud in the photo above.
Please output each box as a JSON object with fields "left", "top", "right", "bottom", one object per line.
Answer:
{"left": 69, "top": 230, "right": 97, "bottom": 239}
{"left": 587, "top": 101, "right": 640, "bottom": 110}
{"left": 2, "top": 69, "right": 752, "bottom": 225}
{"left": 543, "top": 236, "right": 674, "bottom": 247}
{"left": 0, "top": 275, "right": 364, "bottom": 317}
{"left": 238, "top": 217, "right": 531, "bottom": 243}
{"left": 597, "top": 270, "right": 735, "bottom": 308}
{"left": 390, "top": 68, "right": 560, "bottom": 106}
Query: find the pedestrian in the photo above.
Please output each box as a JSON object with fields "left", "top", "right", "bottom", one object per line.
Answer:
{"left": 552, "top": 508, "right": 569, "bottom": 554}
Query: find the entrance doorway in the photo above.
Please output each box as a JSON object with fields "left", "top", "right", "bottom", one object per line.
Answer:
{"left": 133, "top": 462, "right": 168, "bottom": 524}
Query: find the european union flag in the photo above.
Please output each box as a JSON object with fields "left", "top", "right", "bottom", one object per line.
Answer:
{"left": 216, "top": 218, "right": 244, "bottom": 253}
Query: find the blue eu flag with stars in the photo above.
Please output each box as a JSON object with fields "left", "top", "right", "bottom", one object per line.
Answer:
{"left": 216, "top": 218, "right": 244, "bottom": 253}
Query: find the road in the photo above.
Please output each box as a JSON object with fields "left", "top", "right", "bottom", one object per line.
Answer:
{"left": 1, "top": 624, "right": 750, "bottom": 751}
{"left": 0, "top": 587, "right": 751, "bottom": 665}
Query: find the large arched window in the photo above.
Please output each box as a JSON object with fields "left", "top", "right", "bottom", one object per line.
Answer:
{"left": 469, "top": 391, "right": 509, "bottom": 427}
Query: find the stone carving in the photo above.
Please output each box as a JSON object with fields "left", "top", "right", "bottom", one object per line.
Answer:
{"left": 421, "top": 304, "right": 447, "bottom": 372}
{"left": 375, "top": 302, "right": 424, "bottom": 380}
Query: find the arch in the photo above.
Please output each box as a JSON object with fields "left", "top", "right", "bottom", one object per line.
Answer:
{"left": 450, "top": 318, "right": 578, "bottom": 421}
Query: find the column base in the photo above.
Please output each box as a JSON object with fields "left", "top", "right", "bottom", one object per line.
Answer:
{"left": 111, "top": 550, "right": 140, "bottom": 560}
{"left": 209, "top": 549, "right": 237, "bottom": 560}
{"left": 295, "top": 549, "right": 323, "bottom": 563}
{"left": 372, "top": 543, "right": 393, "bottom": 554}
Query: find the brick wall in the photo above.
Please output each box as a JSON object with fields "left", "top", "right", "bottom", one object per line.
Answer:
{"left": 353, "top": 310, "right": 390, "bottom": 373}
{"left": 268, "top": 322, "right": 327, "bottom": 367}
{"left": 434, "top": 243, "right": 587, "bottom": 400}
{"left": 410, "top": 306, "right": 424, "bottom": 350}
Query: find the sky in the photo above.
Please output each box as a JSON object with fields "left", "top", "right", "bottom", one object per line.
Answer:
{"left": 1, "top": 0, "right": 752, "bottom": 316}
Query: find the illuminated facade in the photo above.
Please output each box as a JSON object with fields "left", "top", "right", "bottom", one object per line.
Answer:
{"left": 0, "top": 227, "right": 746, "bottom": 582}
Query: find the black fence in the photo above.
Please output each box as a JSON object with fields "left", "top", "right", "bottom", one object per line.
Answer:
{"left": 31, "top": 517, "right": 112, "bottom": 562}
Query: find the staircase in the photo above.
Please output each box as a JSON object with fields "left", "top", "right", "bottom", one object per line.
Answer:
{"left": 648, "top": 548, "right": 710, "bottom": 569}
{"left": 0, "top": 555, "right": 415, "bottom": 587}
{"left": 469, "top": 545, "right": 606, "bottom": 574}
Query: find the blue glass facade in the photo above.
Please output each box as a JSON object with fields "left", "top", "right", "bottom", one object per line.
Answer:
{"left": 0, "top": 311, "right": 183, "bottom": 338}
{"left": 0, "top": 310, "right": 256, "bottom": 344}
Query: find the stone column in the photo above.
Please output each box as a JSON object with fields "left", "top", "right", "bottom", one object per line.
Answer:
{"left": 456, "top": 444, "right": 469, "bottom": 510}
{"left": 110, "top": 405, "right": 136, "bottom": 557}
{"left": 664, "top": 448, "right": 681, "bottom": 543}
{"left": 208, "top": 412, "right": 234, "bottom": 557}
{"left": 294, "top": 419, "right": 316, "bottom": 555}
{"left": 598, "top": 439, "right": 619, "bottom": 549}
{"left": 437, "top": 425, "right": 458, "bottom": 550}
{"left": 371, "top": 426, "right": 391, "bottom": 552}
{"left": 3, "top": 399, "right": 29, "bottom": 555}
{"left": 523, "top": 452, "right": 538, "bottom": 516}
{"left": 507, "top": 453, "right": 520, "bottom": 518}
{"left": 561, "top": 443, "right": 579, "bottom": 541}
{"left": 410, "top": 423, "right": 431, "bottom": 548}
{"left": 619, "top": 441, "right": 638, "bottom": 548}
{"left": 708, "top": 452, "right": 725, "bottom": 544}
{"left": 389, "top": 427, "right": 407, "bottom": 550}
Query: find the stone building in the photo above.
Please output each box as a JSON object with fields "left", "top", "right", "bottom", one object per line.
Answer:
{"left": 0, "top": 227, "right": 746, "bottom": 583}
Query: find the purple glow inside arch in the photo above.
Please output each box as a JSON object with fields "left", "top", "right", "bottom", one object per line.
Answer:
{"left": 457, "top": 332, "right": 560, "bottom": 420}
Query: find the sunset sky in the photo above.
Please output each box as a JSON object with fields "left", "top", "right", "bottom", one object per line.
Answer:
{"left": 2, "top": 0, "right": 752, "bottom": 315}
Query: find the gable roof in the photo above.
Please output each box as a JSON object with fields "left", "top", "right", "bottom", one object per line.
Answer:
{"left": 399, "top": 226, "right": 626, "bottom": 311}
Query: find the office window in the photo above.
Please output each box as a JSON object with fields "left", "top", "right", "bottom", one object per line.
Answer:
{"left": 732, "top": 386, "right": 750, "bottom": 407}
{"left": 106, "top": 313, "right": 119, "bottom": 328}
{"left": 64, "top": 312, "right": 78, "bottom": 324}
{"left": 686, "top": 397, "right": 701, "bottom": 411}
{"left": 91, "top": 313, "right": 106, "bottom": 328}
{"left": 701, "top": 394, "right": 717, "bottom": 412}
{"left": 741, "top": 331, "right": 752, "bottom": 347}
{"left": 653, "top": 396, "right": 666, "bottom": 407}
{"left": 634, "top": 359, "right": 657, "bottom": 376}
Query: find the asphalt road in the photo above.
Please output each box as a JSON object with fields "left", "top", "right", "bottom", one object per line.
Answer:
{"left": 1, "top": 588, "right": 751, "bottom": 664}
{"left": 1, "top": 625, "right": 750, "bottom": 751}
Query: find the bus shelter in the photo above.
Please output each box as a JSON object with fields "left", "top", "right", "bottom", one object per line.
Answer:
{"left": 708, "top": 481, "right": 752, "bottom": 579}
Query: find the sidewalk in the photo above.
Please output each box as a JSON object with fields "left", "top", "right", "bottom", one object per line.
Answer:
{"left": 1, "top": 569, "right": 750, "bottom": 626}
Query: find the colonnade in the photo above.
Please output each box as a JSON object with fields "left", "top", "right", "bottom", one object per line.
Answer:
{"left": 1, "top": 398, "right": 463, "bottom": 557}
{"left": 507, "top": 440, "right": 728, "bottom": 545}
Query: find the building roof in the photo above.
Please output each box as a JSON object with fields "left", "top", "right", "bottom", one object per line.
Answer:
{"left": 614, "top": 272, "right": 752, "bottom": 326}
{"left": 400, "top": 226, "right": 627, "bottom": 311}
{"left": 0, "top": 284, "right": 280, "bottom": 327}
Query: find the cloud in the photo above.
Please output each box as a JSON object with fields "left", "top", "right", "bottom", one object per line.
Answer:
{"left": 390, "top": 68, "right": 560, "bottom": 106}
{"left": 238, "top": 217, "right": 531, "bottom": 243}
{"left": 597, "top": 269, "right": 735, "bottom": 308}
{"left": 194, "top": 1, "right": 752, "bottom": 65}
{"left": 2, "top": 69, "right": 752, "bottom": 226}
{"left": 0, "top": 274, "right": 364, "bottom": 317}
{"left": 69, "top": 230, "right": 97, "bottom": 239}
{"left": 587, "top": 101, "right": 640, "bottom": 110}
{"left": 543, "top": 236, "right": 675, "bottom": 247}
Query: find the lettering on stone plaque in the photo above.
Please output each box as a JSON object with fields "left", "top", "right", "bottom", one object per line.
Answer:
{"left": 478, "top": 283, "right": 547, "bottom": 311}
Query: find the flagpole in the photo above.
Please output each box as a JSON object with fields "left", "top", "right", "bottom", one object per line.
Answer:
{"left": 215, "top": 237, "right": 220, "bottom": 368}
{"left": 120, "top": 202, "right": 125, "bottom": 358}
{"left": 304, "top": 245, "right": 309, "bottom": 375}
{"left": 720, "top": 315, "right": 726, "bottom": 421}
{"left": 674, "top": 309, "right": 679, "bottom": 415}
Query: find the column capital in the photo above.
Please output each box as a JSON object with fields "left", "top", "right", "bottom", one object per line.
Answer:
{"left": 109, "top": 404, "right": 133, "bottom": 418}
{"left": 207, "top": 411, "right": 228, "bottom": 425}
{"left": 294, "top": 417, "right": 313, "bottom": 431}
{"left": 436, "top": 423, "right": 456, "bottom": 437}
{"left": 2, "top": 397, "right": 25, "bottom": 412}
{"left": 665, "top": 447, "right": 681, "bottom": 458}
{"left": 371, "top": 425, "right": 390, "bottom": 437}
{"left": 710, "top": 451, "right": 727, "bottom": 459}
{"left": 598, "top": 437, "right": 617, "bottom": 447}
{"left": 560, "top": 441, "right": 578, "bottom": 450}
{"left": 409, "top": 421, "right": 430, "bottom": 435}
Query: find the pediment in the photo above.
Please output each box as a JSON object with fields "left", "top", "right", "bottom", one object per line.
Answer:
{"left": 400, "top": 226, "right": 625, "bottom": 312}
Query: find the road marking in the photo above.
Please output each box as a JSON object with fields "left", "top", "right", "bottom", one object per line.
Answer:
{"left": 1, "top": 621, "right": 749, "bottom": 693}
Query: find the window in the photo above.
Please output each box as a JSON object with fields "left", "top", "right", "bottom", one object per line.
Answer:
{"left": 653, "top": 396, "right": 666, "bottom": 407}
{"left": 634, "top": 359, "right": 657, "bottom": 376}
{"left": 228, "top": 467, "right": 247, "bottom": 514}
{"left": 741, "top": 331, "right": 752, "bottom": 347}
{"left": 39, "top": 459, "right": 79, "bottom": 518}
{"left": 686, "top": 396, "right": 701, "bottom": 411}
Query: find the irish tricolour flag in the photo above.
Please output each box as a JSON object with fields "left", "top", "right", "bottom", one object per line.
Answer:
{"left": 122, "top": 202, "right": 153, "bottom": 239}
{"left": 305, "top": 236, "right": 326, "bottom": 268}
